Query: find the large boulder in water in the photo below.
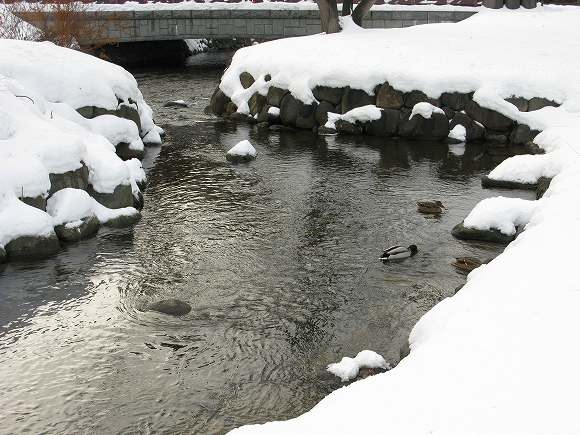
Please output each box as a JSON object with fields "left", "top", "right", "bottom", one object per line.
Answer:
{"left": 226, "top": 140, "right": 257, "bottom": 162}
{"left": 399, "top": 103, "right": 449, "bottom": 139}
{"left": 5, "top": 234, "right": 61, "bottom": 259}
{"left": 452, "top": 222, "right": 514, "bottom": 244}
{"left": 147, "top": 298, "right": 192, "bottom": 316}
{"left": 89, "top": 183, "right": 134, "bottom": 209}
{"left": 465, "top": 100, "right": 514, "bottom": 132}
{"left": 54, "top": 215, "right": 100, "bottom": 243}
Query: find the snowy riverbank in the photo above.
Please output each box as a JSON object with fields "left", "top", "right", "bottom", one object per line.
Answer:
{"left": 0, "top": 40, "right": 161, "bottom": 261}
{"left": 223, "top": 6, "right": 580, "bottom": 434}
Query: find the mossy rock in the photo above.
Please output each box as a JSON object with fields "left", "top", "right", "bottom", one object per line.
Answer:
{"left": 55, "top": 215, "right": 100, "bottom": 243}
{"left": 452, "top": 222, "right": 514, "bottom": 244}
{"left": 5, "top": 234, "right": 61, "bottom": 259}
{"left": 103, "top": 211, "right": 141, "bottom": 228}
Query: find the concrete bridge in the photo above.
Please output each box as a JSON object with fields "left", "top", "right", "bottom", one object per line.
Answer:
{"left": 20, "top": 7, "right": 477, "bottom": 46}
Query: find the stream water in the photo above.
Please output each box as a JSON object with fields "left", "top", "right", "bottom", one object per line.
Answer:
{"left": 0, "top": 52, "right": 535, "bottom": 434}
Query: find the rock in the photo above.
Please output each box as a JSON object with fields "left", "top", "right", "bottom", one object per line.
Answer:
{"left": 485, "top": 131, "right": 509, "bottom": 144}
{"left": 116, "top": 142, "right": 145, "bottom": 160}
{"left": 318, "top": 125, "right": 337, "bottom": 135}
{"left": 335, "top": 119, "right": 362, "bottom": 135}
{"left": 77, "top": 103, "right": 141, "bottom": 131}
{"left": 0, "top": 246, "right": 6, "bottom": 264}
{"left": 89, "top": 183, "right": 133, "bottom": 209}
{"left": 203, "top": 105, "right": 213, "bottom": 115}
{"left": 528, "top": 97, "right": 559, "bottom": 111}
{"left": 20, "top": 195, "right": 47, "bottom": 211}
{"left": 249, "top": 92, "right": 267, "bottom": 116}
{"left": 509, "top": 124, "right": 534, "bottom": 145}
{"left": 341, "top": 88, "right": 375, "bottom": 114}
{"left": 399, "top": 341, "right": 410, "bottom": 360}
{"left": 239, "top": 72, "right": 255, "bottom": 89}
{"left": 442, "top": 107, "right": 455, "bottom": 120}
{"left": 521, "top": 0, "right": 535, "bottom": 8}
{"left": 505, "top": 0, "right": 519, "bottom": 9}
{"left": 399, "top": 111, "right": 449, "bottom": 139}
{"left": 404, "top": 90, "right": 439, "bottom": 108}
{"left": 483, "top": 0, "right": 503, "bottom": 8}
{"left": 54, "top": 215, "right": 100, "bottom": 243}
{"left": 103, "top": 211, "right": 142, "bottom": 228}
{"left": 315, "top": 101, "right": 335, "bottom": 126}
{"left": 450, "top": 112, "right": 485, "bottom": 141}
{"left": 466, "top": 100, "right": 513, "bottom": 132}
{"left": 506, "top": 96, "right": 529, "bottom": 112}
{"left": 280, "top": 94, "right": 317, "bottom": 129}
{"left": 5, "top": 233, "right": 61, "bottom": 259}
{"left": 224, "top": 101, "right": 238, "bottom": 115}
{"left": 536, "top": 176, "right": 552, "bottom": 199}
{"left": 366, "top": 108, "right": 399, "bottom": 136}
{"left": 210, "top": 88, "right": 231, "bottom": 115}
{"left": 440, "top": 92, "right": 471, "bottom": 111}
{"left": 49, "top": 165, "right": 89, "bottom": 196}
{"left": 266, "top": 86, "right": 288, "bottom": 107}
{"left": 133, "top": 190, "right": 145, "bottom": 210}
{"left": 163, "top": 100, "right": 188, "bottom": 108}
{"left": 313, "top": 86, "right": 344, "bottom": 106}
{"left": 376, "top": 83, "right": 404, "bottom": 109}
{"left": 481, "top": 175, "right": 536, "bottom": 190}
{"left": 228, "top": 112, "right": 255, "bottom": 123}
{"left": 147, "top": 298, "right": 192, "bottom": 316}
{"left": 264, "top": 74, "right": 271, "bottom": 82}
{"left": 452, "top": 222, "right": 514, "bottom": 244}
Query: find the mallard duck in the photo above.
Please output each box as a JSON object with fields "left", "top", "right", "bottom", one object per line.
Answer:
{"left": 380, "top": 245, "right": 418, "bottom": 261}
{"left": 417, "top": 200, "right": 444, "bottom": 214}
{"left": 452, "top": 256, "right": 482, "bottom": 273}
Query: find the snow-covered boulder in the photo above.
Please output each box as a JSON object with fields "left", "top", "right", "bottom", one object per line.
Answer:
{"left": 399, "top": 103, "right": 449, "bottom": 139}
{"left": 226, "top": 140, "right": 257, "bottom": 162}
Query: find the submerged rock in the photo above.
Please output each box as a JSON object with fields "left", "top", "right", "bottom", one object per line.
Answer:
{"left": 481, "top": 175, "right": 536, "bottom": 190}
{"left": 164, "top": 100, "right": 188, "bottom": 108}
{"left": 147, "top": 298, "right": 192, "bottom": 316}
{"left": 452, "top": 222, "right": 514, "bottom": 244}
{"left": 54, "top": 215, "right": 100, "bottom": 243}
{"left": 5, "top": 234, "right": 61, "bottom": 259}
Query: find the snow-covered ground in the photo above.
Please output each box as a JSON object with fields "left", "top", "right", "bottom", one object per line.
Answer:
{"left": 0, "top": 40, "right": 159, "bottom": 257}
{"left": 226, "top": 6, "right": 580, "bottom": 435}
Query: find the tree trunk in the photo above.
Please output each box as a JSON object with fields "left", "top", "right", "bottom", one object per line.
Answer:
{"left": 342, "top": 0, "right": 353, "bottom": 16}
{"left": 352, "top": 0, "right": 377, "bottom": 26}
{"left": 316, "top": 0, "right": 340, "bottom": 34}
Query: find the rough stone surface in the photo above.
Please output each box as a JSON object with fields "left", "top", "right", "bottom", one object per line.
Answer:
{"left": 465, "top": 100, "right": 514, "bottom": 132}
{"left": 239, "top": 72, "right": 255, "bottom": 89}
{"left": 296, "top": 101, "right": 318, "bottom": 130}
{"left": 103, "top": 211, "right": 142, "bottom": 228}
{"left": 506, "top": 96, "right": 529, "bottom": 112}
{"left": 89, "top": 183, "right": 133, "bottom": 209}
{"left": 341, "top": 88, "right": 375, "bottom": 114}
{"left": 528, "top": 97, "right": 559, "bottom": 111}
{"left": 249, "top": 92, "right": 267, "bottom": 116}
{"left": 505, "top": 0, "right": 520, "bottom": 9}
{"left": 266, "top": 86, "right": 288, "bottom": 107}
{"left": 483, "top": 0, "right": 503, "bottom": 8}
{"left": 280, "top": 94, "right": 316, "bottom": 129}
{"left": 450, "top": 112, "right": 485, "bottom": 141}
{"left": 313, "top": 86, "right": 344, "bottom": 106}
{"left": 224, "top": 101, "right": 238, "bottom": 115}
{"left": 147, "top": 298, "right": 192, "bottom": 316}
{"left": 404, "top": 90, "right": 439, "bottom": 108}
{"left": 440, "top": 92, "right": 471, "bottom": 111}
{"left": 20, "top": 195, "right": 47, "bottom": 211}
{"left": 399, "top": 111, "right": 449, "bottom": 139}
{"left": 452, "top": 222, "right": 514, "bottom": 244}
{"left": 536, "top": 176, "right": 552, "bottom": 199}
{"left": 366, "top": 109, "right": 399, "bottom": 136}
{"left": 336, "top": 119, "right": 362, "bottom": 135}
{"left": 315, "top": 101, "right": 335, "bottom": 126}
{"left": 210, "top": 88, "right": 231, "bottom": 115}
{"left": 376, "top": 83, "right": 404, "bottom": 109}
{"left": 49, "top": 165, "right": 89, "bottom": 196}
{"left": 509, "top": 124, "right": 534, "bottom": 145}
{"left": 5, "top": 234, "right": 61, "bottom": 259}
{"left": 116, "top": 142, "right": 145, "bottom": 160}
{"left": 481, "top": 175, "right": 536, "bottom": 190}
{"left": 55, "top": 215, "right": 100, "bottom": 243}
{"left": 442, "top": 107, "right": 455, "bottom": 120}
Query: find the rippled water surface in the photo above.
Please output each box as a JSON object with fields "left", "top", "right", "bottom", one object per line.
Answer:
{"left": 0, "top": 53, "right": 535, "bottom": 434}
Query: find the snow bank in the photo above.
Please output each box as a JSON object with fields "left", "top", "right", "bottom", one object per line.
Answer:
{"left": 0, "top": 39, "right": 157, "bottom": 139}
{"left": 327, "top": 350, "right": 389, "bottom": 382}
{"left": 227, "top": 7, "right": 580, "bottom": 435}
{"left": 463, "top": 196, "right": 537, "bottom": 236}
{"left": 227, "top": 140, "right": 257, "bottom": 158}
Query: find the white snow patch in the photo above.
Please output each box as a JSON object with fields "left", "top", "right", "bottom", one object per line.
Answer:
{"left": 227, "top": 140, "right": 257, "bottom": 158}
{"left": 410, "top": 102, "right": 444, "bottom": 120}
{"left": 268, "top": 106, "right": 280, "bottom": 117}
{"left": 448, "top": 124, "right": 466, "bottom": 142}
{"left": 327, "top": 350, "right": 389, "bottom": 382}
{"left": 463, "top": 196, "right": 537, "bottom": 236}
{"left": 325, "top": 105, "right": 382, "bottom": 129}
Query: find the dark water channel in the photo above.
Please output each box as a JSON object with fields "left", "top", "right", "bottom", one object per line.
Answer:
{"left": 0, "top": 52, "right": 535, "bottom": 434}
